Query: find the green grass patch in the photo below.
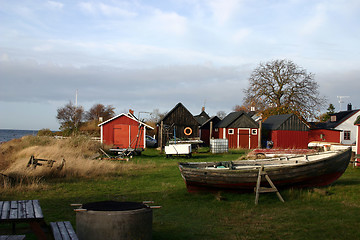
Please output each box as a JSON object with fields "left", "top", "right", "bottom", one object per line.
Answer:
{"left": 1, "top": 148, "right": 360, "bottom": 240}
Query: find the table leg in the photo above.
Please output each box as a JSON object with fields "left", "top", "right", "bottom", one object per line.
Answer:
{"left": 29, "top": 221, "right": 48, "bottom": 240}
{"left": 12, "top": 223, "right": 16, "bottom": 234}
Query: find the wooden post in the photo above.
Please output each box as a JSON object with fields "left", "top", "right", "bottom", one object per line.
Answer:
{"left": 209, "top": 121, "right": 213, "bottom": 144}
{"left": 160, "top": 121, "right": 163, "bottom": 153}
{"left": 258, "top": 120, "right": 262, "bottom": 148}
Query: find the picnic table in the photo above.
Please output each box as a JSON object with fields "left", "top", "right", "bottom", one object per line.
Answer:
{"left": 0, "top": 200, "right": 47, "bottom": 240}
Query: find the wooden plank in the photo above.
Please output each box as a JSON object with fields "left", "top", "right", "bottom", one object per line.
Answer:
{"left": 64, "top": 221, "right": 79, "bottom": 240}
{"left": 1, "top": 201, "right": 10, "bottom": 220}
{"left": 9, "top": 201, "right": 18, "bottom": 219}
{"left": 57, "top": 221, "right": 71, "bottom": 240}
{"left": 258, "top": 187, "right": 278, "bottom": 193}
{"left": 50, "top": 222, "right": 63, "bottom": 240}
{"left": 17, "top": 201, "right": 25, "bottom": 219}
{"left": 32, "top": 200, "right": 43, "bottom": 219}
{"left": 0, "top": 235, "right": 26, "bottom": 240}
{"left": 0, "top": 202, "right": 4, "bottom": 218}
{"left": 254, "top": 166, "right": 262, "bottom": 205}
{"left": 25, "top": 200, "right": 35, "bottom": 219}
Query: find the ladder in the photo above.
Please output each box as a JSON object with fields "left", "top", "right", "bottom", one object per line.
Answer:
{"left": 255, "top": 165, "right": 285, "bottom": 205}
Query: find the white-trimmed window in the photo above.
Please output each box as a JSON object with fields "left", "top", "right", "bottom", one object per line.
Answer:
{"left": 228, "top": 129, "right": 234, "bottom": 135}
{"left": 344, "top": 131, "right": 351, "bottom": 140}
{"left": 251, "top": 129, "right": 258, "bottom": 135}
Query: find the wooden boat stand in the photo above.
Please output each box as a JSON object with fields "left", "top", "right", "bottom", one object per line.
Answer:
{"left": 255, "top": 165, "right": 285, "bottom": 205}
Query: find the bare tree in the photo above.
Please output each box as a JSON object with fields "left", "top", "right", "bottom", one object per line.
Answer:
{"left": 56, "top": 101, "right": 84, "bottom": 133}
{"left": 85, "top": 104, "right": 115, "bottom": 122}
{"left": 233, "top": 104, "right": 250, "bottom": 112}
{"left": 216, "top": 111, "right": 227, "bottom": 119}
{"left": 243, "top": 59, "right": 326, "bottom": 120}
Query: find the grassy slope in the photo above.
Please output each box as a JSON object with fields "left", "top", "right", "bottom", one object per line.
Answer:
{"left": 1, "top": 147, "right": 360, "bottom": 240}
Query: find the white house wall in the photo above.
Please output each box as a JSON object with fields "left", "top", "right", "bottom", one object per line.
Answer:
{"left": 335, "top": 110, "right": 360, "bottom": 145}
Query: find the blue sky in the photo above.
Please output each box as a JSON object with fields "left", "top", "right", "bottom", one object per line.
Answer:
{"left": 1, "top": 0, "right": 359, "bottom": 130}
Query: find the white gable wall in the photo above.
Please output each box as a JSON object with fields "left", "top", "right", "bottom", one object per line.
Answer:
{"left": 335, "top": 110, "right": 360, "bottom": 145}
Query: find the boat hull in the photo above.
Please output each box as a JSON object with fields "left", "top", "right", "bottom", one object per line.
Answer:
{"left": 179, "top": 148, "right": 352, "bottom": 192}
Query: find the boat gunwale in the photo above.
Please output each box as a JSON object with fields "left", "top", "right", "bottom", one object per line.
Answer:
{"left": 178, "top": 149, "right": 351, "bottom": 173}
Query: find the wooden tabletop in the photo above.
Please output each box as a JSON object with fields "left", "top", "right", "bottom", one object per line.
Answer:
{"left": 0, "top": 200, "right": 44, "bottom": 222}
{"left": 0, "top": 235, "right": 26, "bottom": 240}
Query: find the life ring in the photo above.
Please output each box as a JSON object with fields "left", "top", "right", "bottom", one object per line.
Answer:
{"left": 184, "top": 127, "right": 192, "bottom": 136}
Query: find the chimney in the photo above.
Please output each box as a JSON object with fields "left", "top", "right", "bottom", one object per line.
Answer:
{"left": 129, "top": 109, "right": 134, "bottom": 115}
{"left": 347, "top": 103, "right": 352, "bottom": 111}
{"left": 201, "top": 106, "right": 205, "bottom": 112}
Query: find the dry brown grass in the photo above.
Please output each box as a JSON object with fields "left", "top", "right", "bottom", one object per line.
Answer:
{"left": 0, "top": 136, "right": 152, "bottom": 185}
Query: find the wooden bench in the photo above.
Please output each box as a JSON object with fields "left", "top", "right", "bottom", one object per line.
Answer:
{"left": 50, "top": 221, "right": 78, "bottom": 240}
{"left": 0, "top": 236, "right": 26, "bottom": 240}
{"left": 0, "top": 200, "right": 47, "bottom": 240}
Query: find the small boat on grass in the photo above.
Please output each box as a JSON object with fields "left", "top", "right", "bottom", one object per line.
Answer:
{"left": 178, "top": 148, "right": 352, "bottom": 192}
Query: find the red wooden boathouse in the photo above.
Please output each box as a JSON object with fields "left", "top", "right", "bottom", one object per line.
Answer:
{"left": 98, "top": 112, "right": 153, "bottom": 149}
{"left": 262, "top": 114, "right": 309, "bottom": 149}
{"left": 215, "top": 112, "right": 259, "bottom": 149}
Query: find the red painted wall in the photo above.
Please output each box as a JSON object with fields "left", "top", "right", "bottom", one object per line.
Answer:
{"left": 218, "top": 128, "right": 258, "bottom": 149}
{"left": 308, "top": 129, "right": 340, "bottom": 143}
{"left": 200, "top": 129, "right": 210, "bottom": 146}
{"left": 271, "top": 130, "right": 308, "bottom": 149}
{"left": 101, "top": 115, "right": 145, "bottom": 148}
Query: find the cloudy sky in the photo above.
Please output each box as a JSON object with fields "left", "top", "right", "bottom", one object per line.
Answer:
{"left": 1, "top": 0, "right": 359, "bottom": 130}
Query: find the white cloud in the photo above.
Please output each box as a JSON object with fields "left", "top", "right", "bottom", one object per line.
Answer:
{"left": 33, "top": 44, "right": 53, "bottom": 52}
{"left": 46, "top": 1, "right": 64, "bottom": 10}
{"left": 232, "top": 28, "right": 251, "bottom": 43}
{"left": 99, "top": 2, "right": 137, "bottom": 17}
{"left": 208, "top": 0, "right": 243, "bottom": 25}
{"left": 78, "top": 2, "right": 97, "bottom": 14}
{"left": 300, "top": 3, "right": 327, "bottom": 35}
{"left": 150, "top": 10, "right": 188, "bottom": 36}
{"left": 78, "top": 2, "right": 137, "bottom": 17}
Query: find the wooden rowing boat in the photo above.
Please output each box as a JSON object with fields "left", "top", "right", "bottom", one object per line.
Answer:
{"left": 178, "top": 148, "right": 352, "bottom": 192}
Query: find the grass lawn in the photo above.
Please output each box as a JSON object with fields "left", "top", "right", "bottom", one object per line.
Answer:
{"left": 1, "top": 148, "right": 360, "bottom": 240}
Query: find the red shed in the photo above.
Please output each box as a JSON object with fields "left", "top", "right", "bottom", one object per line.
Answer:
{"left": 308, "top": 125, "right": 341, "bottom": 144}
{"left": 199, "top": 116, "right": 221, "bottom": 146}
{"left": 262, "top": 114, "right": 309, "bottom": 149}
{"left": 215, "top": 112, "right": 259, "bottom": 149}
{"left": 99, "top": 113, "right": 153, "bottom": 149}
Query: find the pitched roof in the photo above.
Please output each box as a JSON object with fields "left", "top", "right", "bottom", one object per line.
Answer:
{"left": 200, "top": 116, "right": 221, "bottom": 129}
{"left": 311, "top": 109, "right": 360, "bottom": 129}
{"left": 98, "top": 113, "right": 154, "bottom": 129}
{"left": 326, "top": 109, "right": 360, "bottom": 128}
{"left": 160, "top": 102, "right": 188, "bottom": 122}
{"left": 215, "top": 111, "right": 243, "bottom": 128}
{"left": 262, "top": 114, "right": 293, "bottom": 130}
{"left": 215, "top": 111, "right": 260, "bottom": 128}
{"left": 194, "top": 111, "right": 210, "bottom": 125}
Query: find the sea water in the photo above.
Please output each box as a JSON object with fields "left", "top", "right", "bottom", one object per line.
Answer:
{"left": 0, "top": 129, "right": 38, "bottom": 143}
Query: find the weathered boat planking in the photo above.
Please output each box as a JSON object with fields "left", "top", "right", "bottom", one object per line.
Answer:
{"left": 178, "top": 148, "right": 352, "bottom": 192}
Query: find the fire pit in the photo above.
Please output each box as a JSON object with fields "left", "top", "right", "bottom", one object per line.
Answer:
{"left": 76, "top": 201, "right": 152, "bottom": 240}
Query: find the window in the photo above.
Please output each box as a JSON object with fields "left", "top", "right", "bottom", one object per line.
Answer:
{"left": 228, "top": 129, "right": 234, "bottom": 135}
{"left": 251, "top": 129, "right": 258, "bottom": 135}
{"left": 330, "top": 116, "right": 336, "bottom": 122}
{"left": 215, "top": 128, "right": 218, "bottom": 132}
{"left": 320, "top": 134, "right": 325, "bottom": 140}
{"left": 344, "top": 131, "right": 351, "bottom": 140}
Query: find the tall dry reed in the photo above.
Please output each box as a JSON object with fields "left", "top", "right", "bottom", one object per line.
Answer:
{"left": 1, "top": 135, "right": 149, "bottom": 183}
